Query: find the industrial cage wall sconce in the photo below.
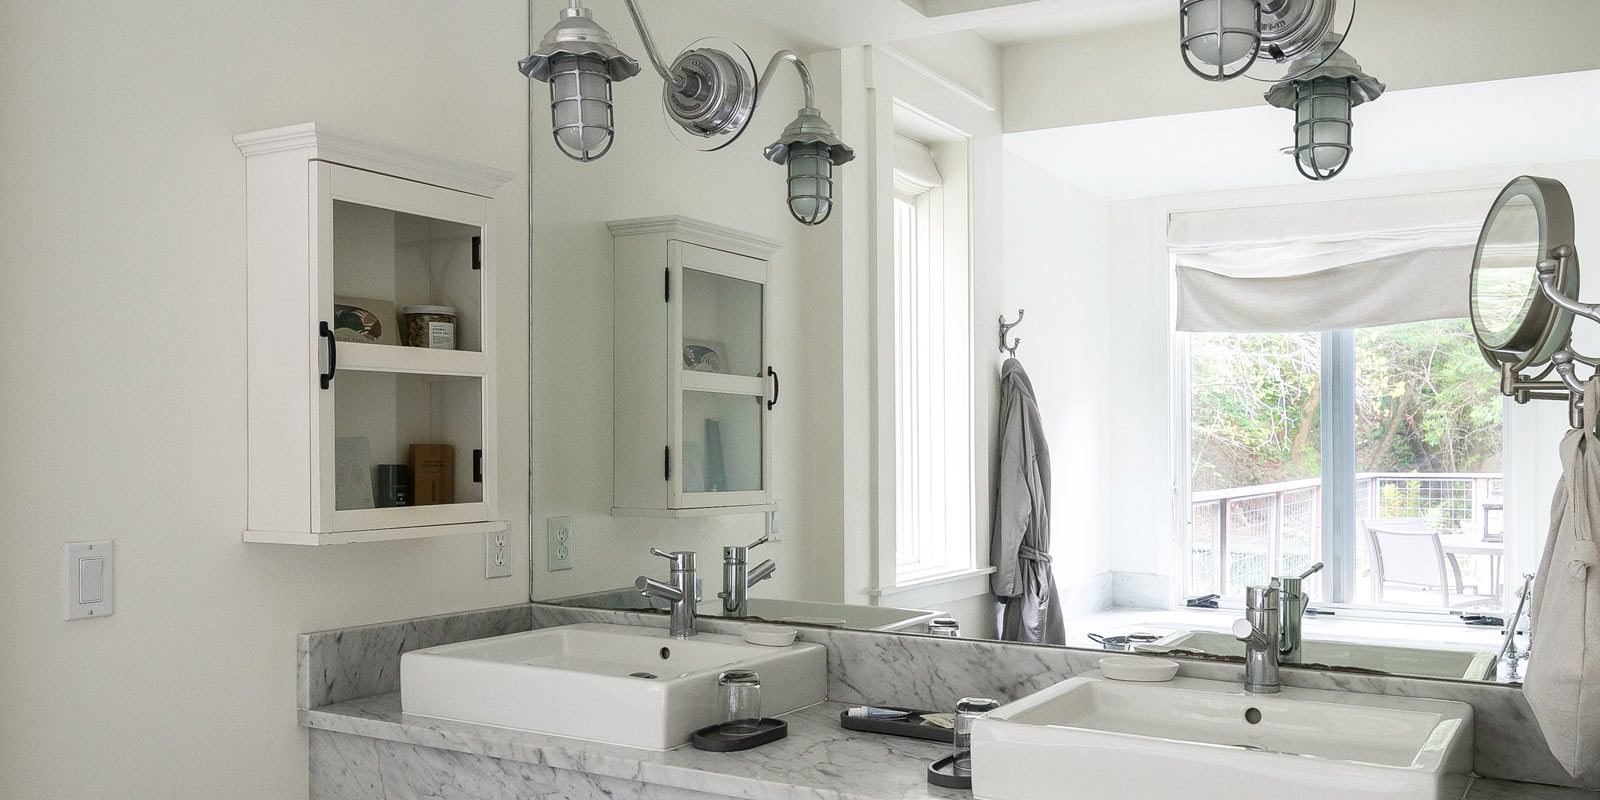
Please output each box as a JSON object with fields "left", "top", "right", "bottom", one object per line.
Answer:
{"left": 519, "top": 0, "right": 855, "bottom": 225}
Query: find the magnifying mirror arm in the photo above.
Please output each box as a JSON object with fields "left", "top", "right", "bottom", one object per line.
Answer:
{"left": 1536, "top": 246, "right": 1599, "bottom": 323}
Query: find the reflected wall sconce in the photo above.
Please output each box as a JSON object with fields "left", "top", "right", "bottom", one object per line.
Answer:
{"left": 1178, "top": 0, "right": 1383, "bottom": 181}
{"left": 520, "top": 0, "right": 855, "bottom": 225}
{"left": 1263, "top": 48, "right": 1385, "bottom": 181}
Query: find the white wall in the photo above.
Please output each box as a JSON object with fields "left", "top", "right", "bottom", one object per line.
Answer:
{"left": 1002, "top": 0, "right": 1600, "bottom": 132}
{"left": 0, "top": 2, "right": 529, "bottom": 798}
{"left": 524, "top": 0, "right": 827, "bottom": 604}
{"left": 1001, "top": 151, "right": 1114, "bottom": 611}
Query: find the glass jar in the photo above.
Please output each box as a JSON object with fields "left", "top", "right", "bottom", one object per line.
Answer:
{"left": 401, "top": 305, "right": 457, "bottom": 349}
{"left": 952, "top": 697, "right": 999, "bottom": 776}
{"left": 718, "top": 669, "right": 762, "bottom": 734}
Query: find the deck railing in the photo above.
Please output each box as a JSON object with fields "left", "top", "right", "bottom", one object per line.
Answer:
{"left": 1187, "top": 473, "right": 1502, "bottom": 597}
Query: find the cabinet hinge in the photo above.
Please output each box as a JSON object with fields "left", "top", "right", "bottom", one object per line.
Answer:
{"left": 664, "top": 268, "right": 671, "bottom": 302}
{"left": 664, "top": 446, "right": 672, "bottom": 481}
{"left": 471, "top": 236, "right": 482, "bottom": 270}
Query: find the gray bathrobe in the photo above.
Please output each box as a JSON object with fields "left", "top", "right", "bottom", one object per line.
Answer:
{"left": 991, "top": 358, "right": 1065, "bottom": 644}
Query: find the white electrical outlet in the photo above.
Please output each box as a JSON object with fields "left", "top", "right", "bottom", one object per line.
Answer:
{"left": 484, "top": 532, "right": 512, "bottom": 579}
{"left": 547, "top": 516, "right": 574, "bottom": 571}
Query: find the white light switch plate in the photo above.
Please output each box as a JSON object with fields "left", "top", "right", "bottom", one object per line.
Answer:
{"left": 547, "top": 516, "right": 574, "bottom": 572}
{"left": 484, "top": 533, "right": 512, "bottom": 579}
{"left": 65, "top": 540, "right": 114, "bottom": 620}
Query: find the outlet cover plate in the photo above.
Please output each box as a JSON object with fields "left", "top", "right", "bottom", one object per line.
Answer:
{"left": 484, "top": 533, "right": 512, "bottom": 579}
{"left": 547, "top": 516, "right": 574, "bottom": 572}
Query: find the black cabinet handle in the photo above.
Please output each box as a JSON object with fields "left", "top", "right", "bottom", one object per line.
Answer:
{"left": 767, "top": 366, "right": 780, "bottom": 410}
{"left": 319, "top": 321, "right": 337, "bottom": 389}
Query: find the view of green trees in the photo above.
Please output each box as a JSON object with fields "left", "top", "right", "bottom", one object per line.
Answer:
{"left": 1190, "top": 320, "right": 1503, "bottom": 493}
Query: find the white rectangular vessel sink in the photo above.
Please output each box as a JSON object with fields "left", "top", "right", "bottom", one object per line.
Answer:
{"left": 972, "top": 674, "right": 1472, "bottom": 800}
{"left": 400, "top": 623, "right": 826, "bottom": 750}
{"left": 1135, "top": 629, "right": 1498, "bottom": 680}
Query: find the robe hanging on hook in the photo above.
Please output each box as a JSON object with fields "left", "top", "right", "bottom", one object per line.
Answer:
{"left": 999, "top": 310, "right": 1025, "bottom": 357}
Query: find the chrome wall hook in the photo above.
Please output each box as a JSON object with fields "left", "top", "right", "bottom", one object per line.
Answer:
{"left": 999, "top": 309, "right": 1024, "bottom": 357}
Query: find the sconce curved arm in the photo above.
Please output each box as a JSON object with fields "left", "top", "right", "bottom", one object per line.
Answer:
{"left": 622, "top": 0, "right": 684, "bottom": 88}
{"left": 756, "top": 50, "right": 815, "bottom": 110}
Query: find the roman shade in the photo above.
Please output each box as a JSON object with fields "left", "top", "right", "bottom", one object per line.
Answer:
{"left": 1170, "top": 188, "right": 1500, "bottom": 332}
{"left": 893, "top": 134, "right": 942, "bottom": 196}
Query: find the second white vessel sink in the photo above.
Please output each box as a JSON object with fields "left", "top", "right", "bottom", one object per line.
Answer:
{"left": 400, "top": 623, "right": 826, "bottom": 750}
{"left": 972, "top": 674, "right": 1473, "bottom": 800}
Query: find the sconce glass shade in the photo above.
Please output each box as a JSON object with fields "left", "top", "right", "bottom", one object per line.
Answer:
{"left": 518, "top": 3, "right": 640, "bottom": 162}
{"left": 1180, "top": 0, "right": 1262, "bottom": 81}
{"left": 1291, "top": 76, "right": 1354, "bottom": 179}
{"left": 1264, "top": 48, "right": 1384, "bottom": 181}
{"left": 784, "top": 143, "right": 834, "bottom": 225}
{"left": 548, "top": 54, "right": 617, "bottom": 161}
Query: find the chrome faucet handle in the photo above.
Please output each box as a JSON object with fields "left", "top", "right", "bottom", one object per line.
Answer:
{"left": 744, "top": 535, "right": 770, "bottom": 551}
{"left": 1297, "top": 562, "right": 1325, "bottom": 580}
{"left": 650, "top": 547, "right": 694, "bottom": 571}
{"left": 1232, "top": 618, "right": 1271, "bottom": 649}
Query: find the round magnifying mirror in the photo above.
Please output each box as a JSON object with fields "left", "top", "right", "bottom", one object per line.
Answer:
{"left": 1470, "top": 175, "right": 1579, "bottom": 371}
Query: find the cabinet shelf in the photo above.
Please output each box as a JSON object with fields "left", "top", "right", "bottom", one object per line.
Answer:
{"left": 680, "top": 370, "right": 766, "bottom": 395}
{"left": 339, "top": 342, "right": 488, "bottom": 378}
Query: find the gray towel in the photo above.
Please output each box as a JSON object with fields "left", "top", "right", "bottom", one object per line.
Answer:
{"left": 1526, "top": 377, "right": 1600, "bottom": 778}
{"left": 991, "top": 358, "right": 1065, "bottom": 645}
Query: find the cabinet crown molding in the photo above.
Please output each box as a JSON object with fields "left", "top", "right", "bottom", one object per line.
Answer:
{"left": 607, "top": 215, "right": 782, "bottom": 260}
{"left": 233, "top": 123, "right": 515, "bottom": 199}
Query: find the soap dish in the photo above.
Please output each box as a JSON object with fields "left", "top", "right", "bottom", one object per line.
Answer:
{"left": 742, "top": 624, "right": 799, "bottom": 647}
{"left": 926, "top": 755, "right": 972, "bottom": 790}
{"left": 1099, "top": 655, "right": 1180, "bottom": 682}
{"left": 690, "top": 719, "right": 788, "bottom": 752}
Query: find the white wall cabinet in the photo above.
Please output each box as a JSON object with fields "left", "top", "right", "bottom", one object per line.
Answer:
{"left": 235, "top": 124, "right": 513, "bottom": 544}
{"left": 610, "top": 217, "right": 782, "bottom": 517}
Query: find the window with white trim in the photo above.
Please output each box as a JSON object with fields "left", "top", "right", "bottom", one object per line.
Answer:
{"left": 892, "top": 134, "right": 974, "bottom": 583}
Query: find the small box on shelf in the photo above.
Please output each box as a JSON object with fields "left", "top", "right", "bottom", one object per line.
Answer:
{"left": 410, "top": 444, "right": 455, "bottom": 505}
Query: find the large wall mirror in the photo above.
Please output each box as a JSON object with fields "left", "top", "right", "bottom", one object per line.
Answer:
{"left": 525, "top": 0, "right": 1600, "bottom": 689}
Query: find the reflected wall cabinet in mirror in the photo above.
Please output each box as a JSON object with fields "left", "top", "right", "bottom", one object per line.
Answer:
{"left": 234, "top": 124, "right": 513, "bottom": 544}
{"left": 610, "top": 217, "right": 781, "bottom": 517}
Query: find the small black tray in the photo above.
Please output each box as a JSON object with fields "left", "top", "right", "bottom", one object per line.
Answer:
{"left": 690, "top": 719, "right": 788, "bottom": 752}
{"left": 839, "top": 706, "right": 954, "bottom": 743}
{"left": 926, "top": 754, "right": 972, "bottom": 790}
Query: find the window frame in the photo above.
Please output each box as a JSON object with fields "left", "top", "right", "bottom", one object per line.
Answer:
{"left": 1174, "top": 323, "right": 1515, "bottom": 618}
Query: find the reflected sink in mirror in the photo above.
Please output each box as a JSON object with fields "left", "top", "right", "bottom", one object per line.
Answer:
{"left": 400, "top": 623, "right": 826, "bottom": 750}
{"left": 1135, "top": 629, "right": 1499, "bottom": 681}
{"left": 972, "top": 674, "right": 1473, "bottom": 800}
{"left": 701, "top": 597, "right": 945, "bottom": 632}
{"left": 547, "top": 586, "right": 944, "bottom": 632}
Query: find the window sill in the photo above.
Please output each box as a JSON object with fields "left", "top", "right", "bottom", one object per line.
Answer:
{"left": 874, "top": 567, "right": 996, "bottom": 608}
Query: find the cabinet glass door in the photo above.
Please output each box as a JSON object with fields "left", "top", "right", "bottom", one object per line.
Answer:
{"left": 681, "top": 268, "right": 763, "bottom": 378}
{"left": 671, "top": 243, "right": 770, "bottom": 509}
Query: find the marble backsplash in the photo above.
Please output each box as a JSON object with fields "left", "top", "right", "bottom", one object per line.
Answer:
{"left": 299, "top": 601, "right": 1592, "bottom": 790}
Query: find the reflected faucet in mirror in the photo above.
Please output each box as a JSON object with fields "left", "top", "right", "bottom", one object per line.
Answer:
{"left": 719, "top": 535, "right": 776, "bottom": 617}
{"left": 1233, "top": 561, "right": 1325, "bottom": 694}
{"left": 636, "top": 548, "right": 698, "bottom": 638}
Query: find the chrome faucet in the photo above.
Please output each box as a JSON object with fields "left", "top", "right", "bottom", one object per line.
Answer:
{"left": 1233, "top": 584, "right": 1283, "bottom": 694}
{"left": 1277, "top": 562, "right": 1324, "bottom": 663}
{"left": 718, "top": 535, "right": 776, "bottom": 616}
{"left": 636, "top": 548, "right": 697, "bottom": 638}
{"left": 1233, "top": 562, "right": 1325, "bottom": 693}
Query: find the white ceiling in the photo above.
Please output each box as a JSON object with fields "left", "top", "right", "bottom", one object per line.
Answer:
{"left": 698, "top": 0, "right": 1167, "bottom": 51}
{"left": 1005, "top": 70, "right": 1600, "bottom": 200}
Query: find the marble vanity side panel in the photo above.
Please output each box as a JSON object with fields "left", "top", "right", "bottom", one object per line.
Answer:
{"left": 310, "top": 729, "right": 729, "bottom": 800}
{"left": 299, "top": 604, "right": 534, "bottom": 709}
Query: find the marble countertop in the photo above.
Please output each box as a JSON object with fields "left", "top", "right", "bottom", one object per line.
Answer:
{"left": 302, "top": 693, "right": 1591, "bottom": 800}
